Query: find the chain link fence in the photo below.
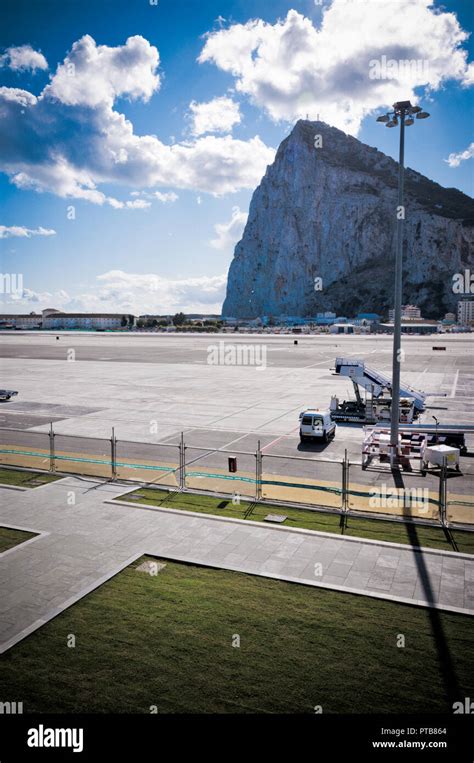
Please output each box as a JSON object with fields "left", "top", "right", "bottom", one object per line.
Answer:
{"left": 184, "top": 446, "right": 256, "bottom": 499}
{"left": 0, "top": 426, "right": 472, "bottom": 527}
{"left": 0, "top": 430, "right": 51, "bottom": 472}
{"left": 53, "top": 433, "right": 111, "bottom": 479}
{"left": 347, "top": 460, "right": 441, "bottom": 521}
{"left": 260, "top": 454, "right": 344, "bottom": 509}
{"left": 116, "top": 439, "right": 180, "bottom": 488}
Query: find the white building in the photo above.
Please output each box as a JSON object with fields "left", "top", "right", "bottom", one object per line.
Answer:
{"left": 42, "top": 312, "right": 135, "bottom": 330}
{"left": 329, "top": 323, "right": 356, "bottom": 334}
{"left": 457, "top": 300, "right": 474, "bottom": 326}
{"left": 0, "top": 313, "right": 42, "bottom": 329}
{"left": 388, "top": 304, "right": 421, "bottom": 321}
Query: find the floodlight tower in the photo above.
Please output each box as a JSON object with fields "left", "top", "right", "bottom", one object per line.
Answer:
{"left": 376, "top": 101, "right": 430, "bottom": 466}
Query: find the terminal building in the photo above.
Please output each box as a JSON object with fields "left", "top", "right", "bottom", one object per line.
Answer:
{"left": 0, "top": 309, "right": 135, "bottom": 330}
{"left": 42, "top": 311, "right": 135, "bottom": 330}
{"left": 0, "top": 312, "right": 42, "bottom": 329}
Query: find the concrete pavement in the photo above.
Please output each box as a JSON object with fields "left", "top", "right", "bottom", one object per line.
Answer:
{"left": 0, "top": 476, "right": 473, "bottom": 655}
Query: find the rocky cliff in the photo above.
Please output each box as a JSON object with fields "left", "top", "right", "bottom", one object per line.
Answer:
{"left": 222, "top": 120, "right": 474, "bottom": 319}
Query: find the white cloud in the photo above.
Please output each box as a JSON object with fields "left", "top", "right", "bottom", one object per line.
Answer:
{"left": 0, "top": 44, "right": 48, "bottom": 72}
{"left": 152, "top": 191, "right": 178, "bottom": 203}
{"left": 1, "top": 287, "right": 69, "bottom": 307}
{"left": 199, "top": 2, "right": 473, "bottom": 134}
{"left": 130, "top": 190, "right": 178, "bottom": 203}
{"left": 0, "top": 35, "right": 274, "bottom": 204}
{"left": 46, "top": 35, "right": 160, "bottom": 107}
{"left": 463, "top": 62, "right": 474, "bottom": 87}
{"left": 0, "top": 86, "right": 37, "bottom": 106}
{"left": 445, "top": 142, "right": 474, "bottom": 168}
{"left": 108, "top": 198, "right": 152, "bottom": 210}
{"left": 189, "top": 96, "right": 241, "bottom": 136}
{"left": 0, "top": 271, "right": 227, "bottom": 315}
{"left": 0, "top": 225, "right": 56, "bottom": 238}
{"left": 211, "top": 206, "right": 248, "bottom": 252}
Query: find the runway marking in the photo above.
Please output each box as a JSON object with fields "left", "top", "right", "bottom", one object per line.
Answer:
{"left": 451, "top": 370, "right": 459, "bottom": 399}
{"left": 253, "top": 403, "right": 308, "bottom": 430}
{"left": 412, "top": 367, "right": 428, "bottom": 386}
{"left": 261, "top": 425, "right": 301, "bottom": 453}
{"left": 221, "top": 432, "right": 255, "bottom": 449}
{"left": 298, "top": 357, "right": 335, "bottom": 370}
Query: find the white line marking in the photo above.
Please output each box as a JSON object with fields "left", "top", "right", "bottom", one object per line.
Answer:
{"left": 221, "top": 432, "right": 254, "bottom": 449}
{"left": 261, "top": 424, "right": 301, "bottom": 453}
{"left": 451, "top": 370, "right": 459, "bottom": 399}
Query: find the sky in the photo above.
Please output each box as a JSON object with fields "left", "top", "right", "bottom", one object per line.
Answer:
{"left": 0, "top": 0, "right": 473, "bottom": 316}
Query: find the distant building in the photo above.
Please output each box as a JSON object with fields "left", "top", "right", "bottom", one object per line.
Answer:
{"left": 42, "top": 308, "right": 61, "bottom": 318}
{"left": 457, "top": 300, "right": 474, "bottom": 326}
{"left": 42, "top": 312, "right": 135, "bottom": 330}
{"left": 0, "top": 312, "right": 42, "bottom": 329}
{"left": 329, "top": 323, "right": 356, "bottom": 334}
{"left": 355, "top": 312, "right": 380, "bottom": 323}
{"left": 315, "top": 311, "right": 337, "bottom": 325}
{"left": 388, "top": 304, "right": 421, "bottom": 321}
{"left": 380, "top": 320, "right": 438, "bottom": 335}
{"left": 442, "top": 312, "right": 456, "bottom": 326}
{"left": 354, "top": 313, "right": 381, "bottom": 327}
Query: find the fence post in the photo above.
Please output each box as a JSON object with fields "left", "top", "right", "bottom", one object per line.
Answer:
{"left": 179, "top": 432, "right": 185, "bottom": 490}
{"left": 49, "top": 422, "right": 55, "bottom": 473}
{"left": 255, "top": 440, "right": 262, "bottom": 501}
{"left": 342, "top": 449, "right": 349, "bottom": 511}
{"left": 111, "top": 427, "right": 117, "bottom": 480}
{"left": 439, "top": 457, "right": 447, "bottom": 525}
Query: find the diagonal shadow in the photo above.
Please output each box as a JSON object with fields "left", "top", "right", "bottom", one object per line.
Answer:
{"left": 390, "top": 467, "right": 461, "bottom": 707}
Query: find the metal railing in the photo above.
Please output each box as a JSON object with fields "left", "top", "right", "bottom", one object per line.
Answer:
{"left": 0, "top": 425, "right": 472, "bottom": 527}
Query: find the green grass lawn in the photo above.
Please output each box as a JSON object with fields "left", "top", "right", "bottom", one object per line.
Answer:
{"left": 0, "top": 526, "right": 37, "bottom": 552}
{"left": 117, "top": 489, "right": 474, "bottom": 555}
{"left": 0, "top": 467, "right": 60, "bottom": 488}
{"left": 0, "top": 556, "right": 471, "bottom": 714}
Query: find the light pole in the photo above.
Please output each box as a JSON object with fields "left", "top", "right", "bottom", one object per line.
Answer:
{"left": 376, "top": 101, "right": 430, "bottom": 466}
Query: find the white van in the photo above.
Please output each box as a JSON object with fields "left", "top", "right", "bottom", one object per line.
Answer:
{"left": 299, "top": 409, "right": 336, "bottom": 443}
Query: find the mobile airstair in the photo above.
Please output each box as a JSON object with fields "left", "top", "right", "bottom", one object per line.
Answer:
{"left": 330, "top": 357, "right": 426, "bottom": 423}
{"left": 334, "top": 357, "right": 426, "bottom": 410}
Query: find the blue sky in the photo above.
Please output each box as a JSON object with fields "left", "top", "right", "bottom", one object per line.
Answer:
{"left": 1, "top": 0, "right": 473, "bottom": 314}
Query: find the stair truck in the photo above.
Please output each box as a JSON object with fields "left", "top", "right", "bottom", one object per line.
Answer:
{"left": 330, "top": 357, "right": 425, "bottom": 424}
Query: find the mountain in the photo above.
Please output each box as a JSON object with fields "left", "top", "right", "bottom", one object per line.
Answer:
{"left": 222, "top": 120, "right": 474, "bottom": 320}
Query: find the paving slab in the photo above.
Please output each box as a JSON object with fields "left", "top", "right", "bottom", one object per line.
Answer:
{"left": 0, "top": 476, "right": 473, "bottom": 654}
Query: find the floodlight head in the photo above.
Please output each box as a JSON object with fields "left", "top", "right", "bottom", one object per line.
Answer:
{"left": 376, "top": 114, "right": 390, "bottom": 123}
{"left": 404, "top": 117, "right": 414, "bottom": 126}
{"left": 386, "top": 120, "right": 396, "bottom": 128}
{"left": 416, "top": 111, "right": 430, "bottom": 119}
{"left": 410, "top": 105, "right": 422, "bottom": 113}
{"left": 393, "top": 100, "right": 412, "bottom": 112}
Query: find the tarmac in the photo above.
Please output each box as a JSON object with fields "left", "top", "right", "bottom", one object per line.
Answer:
{"left": 0, "top": 332, "right": 472, "bottom": 522}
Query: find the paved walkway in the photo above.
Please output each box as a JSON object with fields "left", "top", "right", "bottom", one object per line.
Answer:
{"left": 1, "top": 477, "right": 473, "bottom": 654}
